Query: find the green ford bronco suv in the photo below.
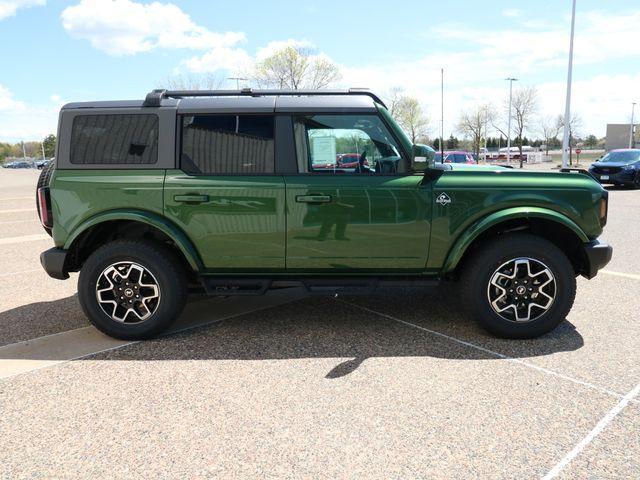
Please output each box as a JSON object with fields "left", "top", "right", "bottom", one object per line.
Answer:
{"left": 37, "top": 88, "right": 612, "bottom": 340}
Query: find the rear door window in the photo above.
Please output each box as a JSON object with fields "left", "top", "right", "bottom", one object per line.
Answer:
{"left": 70, "top": 114, "right": 159, "bottom": 165}
{"left": 180, "top": 115, "right": 275, "bottom": 174}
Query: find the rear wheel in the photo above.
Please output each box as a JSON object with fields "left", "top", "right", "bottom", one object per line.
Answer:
{"left": 461, "top": 233, "right": 576, "bottom": 338}
{"left": 78, "top": 240, "right": 188, "bottom": 340}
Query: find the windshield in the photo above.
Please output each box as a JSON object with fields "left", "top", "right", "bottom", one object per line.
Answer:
{"left": 600, "top": 151, "right": 640, "bottom": 163}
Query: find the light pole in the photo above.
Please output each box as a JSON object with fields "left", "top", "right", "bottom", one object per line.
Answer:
{"left": 506, "top": 77, "right": 518, "bottom": 163}
{"left": 630, "top": 102, "right": 637, "bottom": 149}
{"left": 561, "top": 0, "right": 577, "bottom": 168}
{"left": 440, "top": 67, "right": 444, "bottom": 162}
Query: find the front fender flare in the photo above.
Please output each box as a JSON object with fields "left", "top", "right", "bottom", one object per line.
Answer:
{"left": 442, "top": 207, "right": 589, "bottom": 273}
{"left": 64, "top": 209, "right": 203, "bottom": 272}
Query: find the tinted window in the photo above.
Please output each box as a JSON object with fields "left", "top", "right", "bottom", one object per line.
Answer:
{"left": 70, "top": 114, "right": 158, "bottom": 165}
{"left": 181, "top": 115, "right": 274, "bottom": 174}
{"left": 293, "top": 115, "right": 407, "bottom": 174}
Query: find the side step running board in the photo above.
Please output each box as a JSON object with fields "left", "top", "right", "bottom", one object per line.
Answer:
{"left": 202, "top": 278, "right": 271, "bottom": 296}
{"left": 200, "top": 277, "right": 440, "bottom": 297}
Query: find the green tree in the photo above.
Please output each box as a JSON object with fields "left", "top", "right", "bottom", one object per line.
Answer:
{"left": 446, "top": 135, "right": 459, "bottom": 149}
{"left": 0, "top": 142, "right": 13, "bottom": 161}
{"left": 43, "top": 134, "right": 56, "bottom": 158}
{"left": 584, "top": 134, "right": 598, "bottom": 148}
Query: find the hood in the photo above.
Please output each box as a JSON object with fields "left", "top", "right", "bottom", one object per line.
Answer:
{"left": 590, "top": 162, "right": 633, "bottom": 168}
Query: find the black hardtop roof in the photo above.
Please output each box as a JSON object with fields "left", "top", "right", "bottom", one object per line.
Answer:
{"left": 61, "top": 88, "right": 385, "bottom": 112}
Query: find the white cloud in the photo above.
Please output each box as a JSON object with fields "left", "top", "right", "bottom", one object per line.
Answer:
{"left": 502, "top": 8, "right": 521, "bottom": 18}
{"left": 338, "top": 8, "right": 640, "bottom": 137}
{"left": 433, "top": 9, "right": 640, "bottom": 70}
{"left": 0, "top": 84, "right": 26, "bottom": 111}
{"left": 182, "top": 47, "right": 253, "bottom": 75}
{"left": 255, "top": 39, "right": 315, "bottom": 60}
{"left": 181, "top": 38, "right": 319, "bottom": 77}
{"left": 0, "top": 0, "right": 44, "bottom": 20}
{"left": 0, "top": 86, "right": 59, "bottom": 141}
{"left": 61, "top": 0, "right": 245, "bottom": 55}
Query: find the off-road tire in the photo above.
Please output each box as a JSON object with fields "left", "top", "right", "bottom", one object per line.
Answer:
{"left": 78, "top": 240, "right": 188, "bottom": 340}
{"left": 461, "top": 233, "right": 576, "bottom": 339}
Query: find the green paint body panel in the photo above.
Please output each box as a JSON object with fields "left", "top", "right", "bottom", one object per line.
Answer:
{"left": 51, "top": 169, "right": 165, "bottom": 246}
{"left": 428, "top": 167, "right": 604, "bottom": 272}
{"left": 284, "top": 174, "right": 431, "bottom": 272}
{"left": 50, "top": 169, "right": 203, "bottom": 270}
{"left": 164, "top": 171, "right": 286, "bottom": 272}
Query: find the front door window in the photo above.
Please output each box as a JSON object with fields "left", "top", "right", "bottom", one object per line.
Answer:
{"left": 293, "top": 115, "right": 408, "bottom": 175}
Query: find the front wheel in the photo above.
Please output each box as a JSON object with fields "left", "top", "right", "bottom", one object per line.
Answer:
{"left": 78, "top": 240, "right": 188, "bottom": 340}
{"left": 461, "top": 233, "right": 576, "bottom": 339}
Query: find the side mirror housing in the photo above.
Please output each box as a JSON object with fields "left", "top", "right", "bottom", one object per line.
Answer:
{"left": 412, "top": 144, "right": 436, "bottom": 169}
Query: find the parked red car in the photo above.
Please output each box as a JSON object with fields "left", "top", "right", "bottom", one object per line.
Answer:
{"left": 337, "top": 153, "right": 369, "bottom": 168}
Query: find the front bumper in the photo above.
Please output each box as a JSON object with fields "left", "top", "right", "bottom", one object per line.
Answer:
{"left": 582, "top": 239, "right": 613, "bottom": 279}
{"left": 590, "top": 170, "right": 635, "bottom": 185}
{"left": 40, "top": 247, "right": 70, "bottom": 280}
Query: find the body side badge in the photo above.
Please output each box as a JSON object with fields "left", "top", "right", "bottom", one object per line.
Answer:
{"left": 436, "top": 192, "right": 452, "bottom": 206}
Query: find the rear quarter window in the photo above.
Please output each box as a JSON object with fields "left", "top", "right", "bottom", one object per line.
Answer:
{"left": 70, "top": 114, "right": 159, "bottom": 165}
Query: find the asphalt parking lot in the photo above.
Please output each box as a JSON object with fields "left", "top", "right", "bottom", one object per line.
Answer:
{"left": 1, "top": 168, "right": 638, "bottom": 479}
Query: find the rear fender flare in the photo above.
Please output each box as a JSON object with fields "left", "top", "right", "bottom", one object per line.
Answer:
{"left": 64, "top": 209, "right": 203, "bottom": 272}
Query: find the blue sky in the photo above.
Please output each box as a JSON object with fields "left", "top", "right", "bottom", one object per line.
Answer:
{"left": 1, "top": 0, "right": 639, "bottom": 142}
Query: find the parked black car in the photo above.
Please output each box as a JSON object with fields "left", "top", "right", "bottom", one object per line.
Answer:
{"left": 588, "top": 149, "right": 640, "bottom": 189}
{"left": 2, "top": 160, "right": 34, "bottom": 169}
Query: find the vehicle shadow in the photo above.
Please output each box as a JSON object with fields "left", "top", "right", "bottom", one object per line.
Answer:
{"left": 0, "top": 288, "right": 585, "bottom": 378}
{"left": 0, "top": 294, "right": 88, "bottom": 347}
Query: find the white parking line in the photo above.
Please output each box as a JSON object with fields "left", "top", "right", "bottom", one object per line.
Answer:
{"left": 0, "top": 219, "right": 38, "bottom": 225}
{"left": 542, "top": 381, "right": 640, "bottom": 479}
{"left": 0, "top": 208, "right": 36, "bottom": 214}
{"left": 341, "top": 300, "right": 640, "bottom": 405}
{"left": 0, "top": 233, "right": 49, "bottom": 245}
{"left": 0, "top": 289, "right": 307, "bottom": 380}
{"left": 0, "top": 196, "right": 32, "bottom": 201}
{"left": 0, "top": 268, "right": 41, "bottom": 278}
{"left": 601, "top": 270, "right": 640, "bottom": 281}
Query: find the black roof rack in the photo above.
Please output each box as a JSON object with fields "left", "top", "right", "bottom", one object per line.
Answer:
{"left": 143, "top": 88, "right": 387, "bottom": 108}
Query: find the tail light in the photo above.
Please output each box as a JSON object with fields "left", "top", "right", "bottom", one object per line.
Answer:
{"left": 37, "top": 187, "right": 52, "bottom": 229}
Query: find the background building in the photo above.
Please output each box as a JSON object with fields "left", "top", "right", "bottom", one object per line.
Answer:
{"left": 605, "top": 124, "right": 638, "bottom": 151}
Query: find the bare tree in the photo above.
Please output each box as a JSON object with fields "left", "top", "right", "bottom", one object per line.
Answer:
{"left": 252, "top": 46, "right": 341, "bottom": 89}
{"left": 557, "top": 113, "right": 583, "bottom": 164}
{"left": 511, "top": 86, "right": 538, "bottom": 167}
{"left": 390, "top": 94, "right": 430, "bottom": 144}
{"left": 537, "top": 115, "right": 562, "bottom": 156}
{"left": 386, "top": 86, "right": 405, "bottom": 117}
{"left": 160, "top": 73, "right": 228, "bottom": 90}
{"left": 457, "top": 105, "right": 493, "bottom": 159}
{"left": 493, "top": 86, "right": 538, "bottom": 168}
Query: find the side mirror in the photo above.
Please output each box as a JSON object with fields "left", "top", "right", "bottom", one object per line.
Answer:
{"left": 412, "top": 144, "right": 435, "bottom": 168}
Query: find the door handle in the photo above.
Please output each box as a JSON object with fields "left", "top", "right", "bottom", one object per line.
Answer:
{"left": 295, "top": 194, "right": 332, "bottom": 204}
{"left": 174, "top": 194, "right": 209, "bottom": 204}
